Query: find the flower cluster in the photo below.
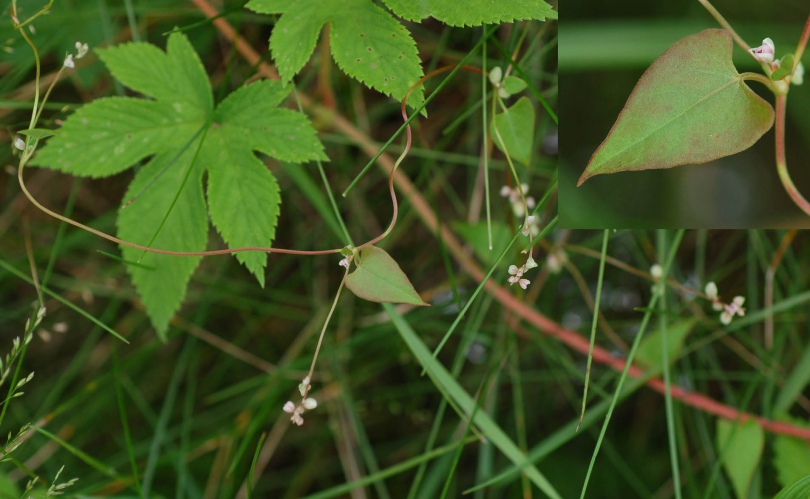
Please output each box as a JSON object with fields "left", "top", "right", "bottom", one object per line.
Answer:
{"left": 500, "top": 184, "right": 536, "bottom": 218}
{"left": 749, "top": 38, "right": 804, "bottom": 86}
{"left": 283, "top": 376, "right": 317, "bottom": 426}
{"left": 63, "top": 41, "right": 88, "bottom": 69}
{"left": 489, "top": 66, "right": 512, "bottom": 98}
{"left": 705, "top": 282, "right": 746, "bottom": 325}
{"left": 508, "top": 256, "right": 537, "bottom": 290}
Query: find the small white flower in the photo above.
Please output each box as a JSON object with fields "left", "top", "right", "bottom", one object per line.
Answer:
{"left": 524, "top": 255, "right": 538, "bottom": 270}
{"left": 302, "top": 398, "right": 317, "bottom": 410}
{"left": 14, "top": 137, "right": 25, "bottom": 151}
{"left": 720, "top": 296, "right": 745, "bottom": 325}
{"left": 749, "top": 38, "right": 775, "bottom": 64}
{"left": 793, "top": 62, "right": 804, "bottom": 85}
{"left": 291, "top": 412, "right": 304, "bottom": 426}
{"left": 63, "top": 54, "right": 75, "bottom": 68}
{"left": 299, "top": 377, "right": 310, "bottom": 397}
{"left": 339, "top": 255, "right": 350, "bottom": 269}
{"left": 75, "top": 41, "right": 88, "bottom": 59}
{"left": 489, "top": 66, "right": 503, "bottom": 86}
{"left": 517, "top": 278, "right": 530, "bottom": 290}
{"left": 283, "top": 401, "right": 296, "bottom": 413}
{"left": 508, "top": 264, "right": 527, "bottom": 286}
{"left": 704, "top": 282, "right": 718, "bottom": 300}
{"left": 521, "top": 215, "right": 536, "bottom": 237}
{"left": 650, "top": 264, "right": 663, "bottom": 280}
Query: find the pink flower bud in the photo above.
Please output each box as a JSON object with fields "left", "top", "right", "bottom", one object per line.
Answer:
{"left": 749, "top": 38, "right": 775, "bottom": 64}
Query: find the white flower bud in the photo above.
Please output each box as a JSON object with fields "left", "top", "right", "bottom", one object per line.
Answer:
{"left": 14, "top": 137, "right": 25, "bottom": 151}
{"left": 793, "top": 62, "right": 804, "bottom": 85}
{"left": 302, "top": 398, "right": 317, "bottom": 410}
{"left": 489, "top": 66, "right": 503, "bottom": 85}
{"left": 704, "top": 282, "right": 718, "bottom": 300}
{"left": 75, "top": 42, "right": 88, "bottom": 59}
{"left": 63, "top": 54, "right": 75, "bottom": 68}
{"left": 283, "top": 401, "right": 296, "bottom": 413}
{"left": 650, "top": 264, "right": 663, "bottom": 280}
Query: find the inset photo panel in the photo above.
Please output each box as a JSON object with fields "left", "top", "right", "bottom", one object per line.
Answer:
{"left": 559, "top": 0, "right": 810, "bottom": 228}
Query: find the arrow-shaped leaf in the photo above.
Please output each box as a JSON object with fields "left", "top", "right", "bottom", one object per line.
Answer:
{"left": 578, "top": 29, "right": 774, "bottom": 185}
{"left": 345, "top": 246, "right": 429, "bottom": 306}
{"left": 491, "top": 96, "right": 535, "bottom": 166}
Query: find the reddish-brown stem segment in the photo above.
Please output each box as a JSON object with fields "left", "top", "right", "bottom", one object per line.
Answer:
{"left": 359, "top": 64, "right": 484, "bottom": 250}
{"left": 794, "top": 15, "right": 810, "bottom": 71}
{"left": 774, "top": 94, "right": 810, "bottom": 216}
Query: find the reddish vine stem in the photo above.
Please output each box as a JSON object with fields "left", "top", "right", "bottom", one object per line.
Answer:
{"left": 194, "top": 0, "right": 810, "bottom": 442}
{"left": 774, "top": 94, "right": 810, "bottom": 216}
{"left": 359, "top": 64, "right": 484, "bottom": 250}
{"left": 793, "top": 15, "right": 810, "bottom": 70}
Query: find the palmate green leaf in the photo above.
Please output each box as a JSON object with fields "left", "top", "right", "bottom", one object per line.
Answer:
{"left": 380, "top": 0, "right": 557, "bottom": 26}
{"left": 578, "top": 29, "right": 774, "bottom": 186}
{"left": 246, "top": 0, "right": 425, "bottom": 110}
{"left": 345, "top": 246, "right": 429, "bottom": 306}
{"left": 31, "top": 32, "right": 326, "bottom": 338}
{"left": 491, "top": 96, "right": 535, "bottom": 165}
{"left": 717, "top": 419, "right": 764, "bottom": 499}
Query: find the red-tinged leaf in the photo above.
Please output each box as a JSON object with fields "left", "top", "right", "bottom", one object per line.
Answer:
{"left": 345, "top": 246, "right": 429, "bottom": 306}
{"left": 578, "top": 29, "right": 774, "bottom": 186}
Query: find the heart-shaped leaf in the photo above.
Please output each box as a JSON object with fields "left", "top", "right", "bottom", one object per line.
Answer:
{"left": 491, "top": 96, "right": 535, "bottom": 166}
{"left": 578, "top": 29, "right": 774, "bottom": 185}
{"left": 717, "top": 418, "right": 764, "bottom": 499}
{"left": 345, "top": 245, "right": 429, "bottom": 306}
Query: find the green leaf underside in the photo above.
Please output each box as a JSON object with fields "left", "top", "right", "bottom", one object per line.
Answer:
{"left": 773, "top": 416, "right": 810, "bottom": 488}
{"left": 31, "top": 32, "right": 326, "bottom": 337}
{"left": 18, "top": 128, "right": 58, "bottom": 139}
{"left": 491, "top": 96, "right": 535, "bottom": 166}
{"left": 578, "top": 29, "right": 774, "bottom": 186}
{"left": 771, "top": 54, "right": 795, "bottom": 81}
{"left": 381, "top": 0, "right": 557, "bottom": 26}
{"left": 452, "top": 221, "right": 511, "bottom": 267}
{"left": 345, "top": 246, "right": 429, "bottom": 306}
{"left": 717, "top": 419, "right": 764, "bottom": 499}
{"left": 634, "top": 318, "right": 696, "bottom": 371}
{"left": 502, "top": 75, "right": 528, "bottom": 95}
{"left": 248, "top": 0, "right": 425, "bottom": 110}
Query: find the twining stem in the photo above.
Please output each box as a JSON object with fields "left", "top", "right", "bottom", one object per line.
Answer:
{"left": 774, "top": 94, "right": 810, "bottom": 216}
{"left": 359, "top": 65, "right": 485, "bottom": 250}
{"left": 739, "top": 72, "right": 777, "bottom": 93}
{"left": 301, "top": 264, "right": 350, "bottom": 399}
{"left": 794, "top": 15, "right": 810, "bottom": 70}
{"left": 697, "top": 0, "right": 750, "bottom": 52}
